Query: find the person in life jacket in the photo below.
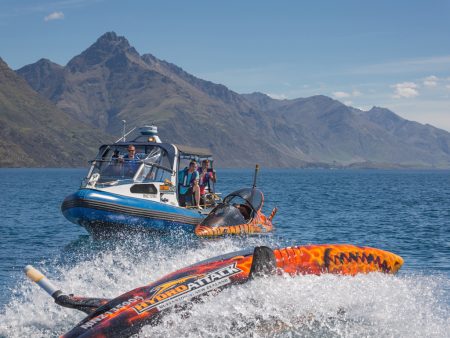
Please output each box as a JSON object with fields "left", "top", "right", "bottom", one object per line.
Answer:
{"left": 178, "top": 160, "right": 201, "bottom": 208}
{"left": 198, "top": 159, "right": 216, "bottom": 205}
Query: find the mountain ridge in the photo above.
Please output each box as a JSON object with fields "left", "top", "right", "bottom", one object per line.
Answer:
{"left": 3, "top": 31, "right": 450, "bottom": 168}
{"left": 0, "top": 57, "right": 112, "bottom": 167}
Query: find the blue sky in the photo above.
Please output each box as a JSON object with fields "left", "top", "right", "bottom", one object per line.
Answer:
{"left": 1, "top": 0, "right": 450, "bottom": 131}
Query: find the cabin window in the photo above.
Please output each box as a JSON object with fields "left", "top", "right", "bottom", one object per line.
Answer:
{"left": 87, "top": 145, "right": 173, "bottom": 184}
{"left": 130, "top": 184, "right": 158, "bottom": 194}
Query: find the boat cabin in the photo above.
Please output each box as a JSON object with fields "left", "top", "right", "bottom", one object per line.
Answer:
{"left": 81, "top": 126, "right": 216, "bottom": 208}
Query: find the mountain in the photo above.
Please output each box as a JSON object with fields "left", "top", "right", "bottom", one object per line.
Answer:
{"left": 246, "top": 95, "right": 450, "bottom": 167}
{"left": 16, "top": 32, "right": 292, "bottom": 167}
{"left": 11, "top": 32, "right": 450, "bottom": 168}
{"left": 0, "top": 57, "right": 112, "bottom": 167}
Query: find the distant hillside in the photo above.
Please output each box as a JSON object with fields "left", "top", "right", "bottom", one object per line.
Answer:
{"left": 8, "top": 31, "right": 450, "bottom": 168}
{"left": 244, "top": 94, "right": 450, "bottom": 167}
{"left": 0, "top": 58, "right": 112, "bottom": 167}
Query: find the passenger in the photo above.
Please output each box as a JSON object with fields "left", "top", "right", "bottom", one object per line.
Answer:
{"left": 111, "top": 150, "right": 120, "bottom": 162}
{"left": 178, "top": 160, "right": 201, "bottom": 208}
{"left": 235, "top": 204, "right": 251, "bottom": 221}
{"left": 198, "top": 159, "right": 216, "bottom": 204}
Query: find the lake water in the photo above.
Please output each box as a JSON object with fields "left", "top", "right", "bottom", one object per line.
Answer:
{"left": 0, "top": 168, "right": 449, "bottom": 337}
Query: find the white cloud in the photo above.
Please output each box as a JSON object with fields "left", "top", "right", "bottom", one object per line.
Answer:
{"left": 332, "top": 90, "right": 362, "bottom": 100}
{"left": 343, "top": 100, "right": 353, "bottom": 106}
{"left": 333, "top": 91, "right": 351, "bottom": 99}
{"left": 267, "top": 93, "right": 288, "bottom": 100}
{"left": 391, "top": 82, "right": 419, "bottom": 99}
{"left": 44, "top": 11, "right": 64, "bottom": 21}
{"left": 423, "top": 75, "right": 438, "bottom": 87}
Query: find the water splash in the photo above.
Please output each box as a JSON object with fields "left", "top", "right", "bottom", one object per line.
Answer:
{"left": 1, "top": 235, "right": 449, "bottom": 337}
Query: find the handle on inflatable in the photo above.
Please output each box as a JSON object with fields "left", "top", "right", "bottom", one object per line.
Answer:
{"left": 24, "top": 265, "right": 61, "bottom": 298}
{"left": 24, "top": 265, "right": 110, "bottom": 315}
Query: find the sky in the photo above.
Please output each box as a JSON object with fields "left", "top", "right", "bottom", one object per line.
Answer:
{"left": 1, "top": 0, "right": 450, "bottom": 131}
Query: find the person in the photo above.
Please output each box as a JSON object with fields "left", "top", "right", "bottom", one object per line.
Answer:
{"left": 121, "top": 145, "right": 142, "bottom": 176}
{"left": 111, "top": 149, "right": 120, "bottom": 162}
{"left": 198, "top": 159, "right": 216, "bottom": 204}
{"left": 178, "top": 160, "right": 201, "bottom": 208}
{"left": 235, "top": 203, "right": 251, "bottom": 221}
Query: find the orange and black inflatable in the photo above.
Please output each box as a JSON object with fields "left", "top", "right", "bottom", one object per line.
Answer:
{"left": 194, "top": 188, "right": 277, "bottom": 237}
{"left": 25, "top": 244, "right": 403, "bottom": 337}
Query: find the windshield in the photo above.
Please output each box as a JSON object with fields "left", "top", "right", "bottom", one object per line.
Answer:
{"left": 86, "top": 145, "right": 173, "bottom": 185}
{"left": 200, "top": 190, "right": 261, "bottom": 227}
{"left": 223, "top": 188, "right": 263, "bottom": 211}
{"left": 201, "top": 204, "right": 248, "bottom": 227}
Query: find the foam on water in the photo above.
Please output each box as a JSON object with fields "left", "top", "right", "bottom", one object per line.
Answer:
{"left": 0, "top": 235, "right": 449, "bottom": 337}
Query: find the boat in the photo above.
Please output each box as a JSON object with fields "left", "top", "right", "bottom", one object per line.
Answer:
{"left": 24, "top": 244, "right": 404, "bottom": 337}
{"left": 61, "top": 125, "right": 220, "bottom": 236}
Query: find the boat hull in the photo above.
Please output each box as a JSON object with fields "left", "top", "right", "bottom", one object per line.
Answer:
{"left": 61, "top": 189, "right": 204, "bottom": 234}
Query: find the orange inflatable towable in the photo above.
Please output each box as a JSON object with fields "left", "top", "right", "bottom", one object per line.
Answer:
{"left": 194, "top": 187, "right": 277, "bottom": 237}
{"left": 25, "top": 244, "right": 403, "bottom": 337}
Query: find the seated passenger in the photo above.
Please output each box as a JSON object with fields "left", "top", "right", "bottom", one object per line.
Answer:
{"left": 112, "top": 149, "right": 120, "bottom": 160}
{"left": 110, "top": 150, "right": 121, "bottom": 166}
{"left": 178, "top": 160, "right": 201, "bottom": 208}
{"left": 198, "top": 159, "right": 216, "bottom": 204}
{"left": 234, "top": 203, "right": 251, "bottom": 221}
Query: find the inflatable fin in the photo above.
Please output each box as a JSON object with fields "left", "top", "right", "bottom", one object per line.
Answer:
{"left": 268, "top": 207, "right": 278, "bottom": 221}
{"left": 24, "top": 265, "right": 110, "bottom": 314}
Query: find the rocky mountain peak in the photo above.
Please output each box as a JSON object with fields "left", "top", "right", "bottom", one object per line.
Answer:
{"left": 367, "top": 106, "right": 402, "bottom": 121}
{"left": 16, "top": 58, "right": 64, "bottom": 99}
{"left": 66, "top": 31, "right": 139, "bottom": 72}
{"left": 22, "top": 58, "right": 62, "bottom": 72}
{"left": 366, "top": 106, "right": 405, "bottom": 131}
{"left": 241, "top": 92, "right": 275, "bottom": 109}
{"left": 95, "top": 31, "right": 132, "bottom": 50}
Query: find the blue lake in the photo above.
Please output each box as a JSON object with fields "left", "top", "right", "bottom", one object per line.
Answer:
{"left": 0, "top": 168, "right": 449, "bottom": 337}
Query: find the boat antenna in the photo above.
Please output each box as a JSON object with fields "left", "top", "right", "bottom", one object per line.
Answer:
{"left": 252, "top": 164, "right": 259, "bottom": 188}
{"left": 122, "top": 120, "right": 126, "bottom": 142}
